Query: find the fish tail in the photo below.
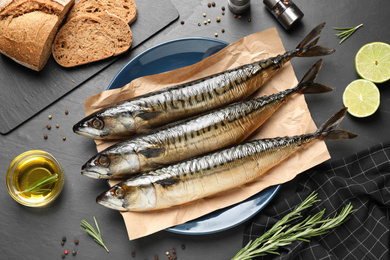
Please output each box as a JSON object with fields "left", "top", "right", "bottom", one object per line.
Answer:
{"left": 295, "top": 22, "right": 336, "bottom": 57}
{"left": 316, "top": 107, "right": 358, "bottom": 140}
{"left": 295, "top": 59, "right": 333, "bottom": 94}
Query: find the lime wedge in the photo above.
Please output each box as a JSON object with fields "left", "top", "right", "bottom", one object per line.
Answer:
{"left": 343, "top": 79, "right": 380, "bottom": 117}
{"left": 355, "top": 42, "right": 390, "bottom": 83}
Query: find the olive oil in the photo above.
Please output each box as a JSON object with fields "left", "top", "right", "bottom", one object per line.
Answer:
{"left": 6, "top": 150, "right": 64, "bottom": 207}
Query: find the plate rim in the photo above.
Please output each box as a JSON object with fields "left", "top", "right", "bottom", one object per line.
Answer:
{"left": 107, "top": 37, "right": 281, "bottom": 235}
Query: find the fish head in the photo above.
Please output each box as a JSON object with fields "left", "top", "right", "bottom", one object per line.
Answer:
{"left": 81, "top": 147, "right": 140, "bottom": 179}
{"left": 73, "top": 108, "right": 136, "bottom": 140}
{"left": 96, "top": 177, "right": 156, "bottom": 211}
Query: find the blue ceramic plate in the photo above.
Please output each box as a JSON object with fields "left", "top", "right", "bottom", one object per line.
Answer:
{"left": 107, "top": 38, "right": 281, "bottom": 235}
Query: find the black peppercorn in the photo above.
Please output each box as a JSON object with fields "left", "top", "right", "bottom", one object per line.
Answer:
{"left": 131, "top": 251, "right": 136, "bottom": 257}
{"left": 74, "top": 239, "right": 79, "bottom": 245}
{"left": 62, "top": 236, "right": 66, "bottom": 242}
{"left": 72, "top": 250, "right": 77, "bottom": 256}
{"left": 181, "top": 244, "right": 186, "bottom": 250}
{"left": 44, "top": 134, "right": 48, "bottom": 140}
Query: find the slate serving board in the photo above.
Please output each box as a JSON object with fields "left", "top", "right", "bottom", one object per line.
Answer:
{"left": 0, "top": 0, "right": 179, "bottom": 134}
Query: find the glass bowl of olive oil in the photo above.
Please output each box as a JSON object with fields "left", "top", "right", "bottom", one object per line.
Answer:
{"left": 6, "top": 150, "right": 65, "bottom": 207}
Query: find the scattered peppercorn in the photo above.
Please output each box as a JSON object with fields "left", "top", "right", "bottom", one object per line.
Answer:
{"left": 64, "top": 250, "right": 69, "bottom": 255}
{"left": 61, "top": 254, "right": 65, "bottom": 259}
{"left": 44, "top": 134, "right": 48, "bottom": 140}
{"left": 62, "top": 236, "right": 66, "bottom": 242}
{"left": 221, "top": 6, "right": 225, "bottom": 11}
{"left": 221, "top": 28, "right": 225, "bottom": 33}
{"left": 234, "top": 14, "right": 237, "bottom": 18}
{"left": 207, "top": 19, "right": 211, "bottom": 23}
{"left": 215, "top": 33, "right": 218, "bottom": 37}
{"left": 216, "top": 17, "right": 221, "bottom": 22}
{"left": 181, "top": 244, "right": 186, "bottom": 250}
{"left": 46, "top": 124, "right": 51, "bottom": 130}
{"left": 172, "top": 248, "right": 176, "bottom": 254}
{"left": 203, "top": 13, "right": 206, "bottom": 17}
{"left": 222, "top": 11, "right": 225, "bottom": 15}
{"left": 212, "top": 2, "right": 215, "bottom": 6}
{"left": 204, "top": 21, "right": 207, "bottom": 25}
{"left": 207, "top": 2, "right": 211, "bottom": 7}
{"left": 154, "top": 255, "right": 159, "bottom": 260}
{"left": 62, "top": 136, "right": 66, "bottom": 141}
{"left": 65, "top": 110, "right": 69, "bottom": 115}
{"left": 72, "top": 250, "right": 77, "bottom": 256}
{"left": 248, "top": 18, "right": 251, "bottom": 22}
{"left": 165, "top": 251, "right": 169, "bottom": 256}
{"left": 238, "top": 15, "right": 242, "bottom": 19}
{"left": 56, "top": 124, "right": 59, "bottom": 128}
{"left": 180, "top": 20, "right": 184, "bottom": 25}
{"left": 131, "top": 251, "right": 136, "bottom": 257}
{"left": 48, "top": 115, "right": 52, "bottom": 119}
{"left": 61, "top": 241, "right": 65, "bottom": 246}
{"left": 198, "top": 22, "right": 201, "bottom": 26}
{"left": 74, "top": 239, "right": 79, "bottom": 245}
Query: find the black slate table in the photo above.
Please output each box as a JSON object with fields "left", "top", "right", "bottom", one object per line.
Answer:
{"left": 1, "top": 1, "right": 390, "bottom": 259}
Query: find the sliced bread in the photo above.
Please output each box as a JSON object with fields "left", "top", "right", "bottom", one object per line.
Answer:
{"left": 66, "top": 0, "right": 137, "bottom": 24}
{"left": 52, "top": 11, "right": 132, "bottom": 68}
{"left": 0, "top": 0, "right": 75, "bottom": 71}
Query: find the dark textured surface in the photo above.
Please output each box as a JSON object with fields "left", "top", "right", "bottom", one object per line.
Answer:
{"left": 0, "top": 0, "right": 179, "bottom": 134}
{"left": 0, "top": 0, "right": 390, "bottom": 259}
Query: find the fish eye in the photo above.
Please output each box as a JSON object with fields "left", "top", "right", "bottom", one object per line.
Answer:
{"left": 92, "top": 118, "right": 104, "bottom": 130}
{"left": 97, "top": 155, "right": 110, "bottom": 167}
{"left": 114, "top": 187, "right": 125, "bottom": 198}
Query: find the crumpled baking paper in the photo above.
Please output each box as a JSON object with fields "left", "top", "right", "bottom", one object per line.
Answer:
{"left": 84, "top": 27, "right": 331, "bottom": 240}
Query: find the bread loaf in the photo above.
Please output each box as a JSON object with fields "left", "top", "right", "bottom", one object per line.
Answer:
{"left": 66, "top": 0, "right": 137, "bottom": 24}
{"left": 0, "top": 0, "right": 75, "bottom": 71}
{"left": 52, "top": 11, "right": 132, "bottom": 68}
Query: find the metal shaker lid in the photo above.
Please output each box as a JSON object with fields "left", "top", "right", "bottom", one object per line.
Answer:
{"left": 263, "top": 0, "right": 279, "bottom": 8}
{"left": 278, "top": 4, "right": 304, "bottom": 29}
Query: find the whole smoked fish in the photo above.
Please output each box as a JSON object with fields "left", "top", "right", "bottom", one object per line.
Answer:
{"left": 96, "top": 107, "right": 357, "bottom": 211}
{"left": 82, "top": 60, "right": 332, "bottom": 179}
{"left": 73, "top": 23, "right": 335, "bottom": 140}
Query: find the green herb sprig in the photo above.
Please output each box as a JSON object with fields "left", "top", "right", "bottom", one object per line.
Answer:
{"left": 19, "top": 174, "right": 58, "bottom": 194}
{"left": 81, "top": 217, "right": 109, "bottom": 253}
{"left": 231, "top": 192, "right": 354, "bottom": 260}
{"left": 333, "top": 24, "right": 363, "bottom": 44}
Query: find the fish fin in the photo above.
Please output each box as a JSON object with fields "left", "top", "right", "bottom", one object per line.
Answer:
{"left": 316, "top": 107, "right": 358, "bottom": 140}
{"left": 295, "top": 22, "right": 335, "bottom": 57}
{"left": 136, "top": 111, "right": 163, "bottom": 121}
{"left": 138, "top": 147, "right": 165, "bottom": 158}
{"left": 155, "top": 177, "right": 180, "bottom": 188}
{"left": 296, "top": 60, "right": 333, "bottom": 94}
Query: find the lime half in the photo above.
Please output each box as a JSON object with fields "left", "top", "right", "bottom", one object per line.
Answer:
{"left": 343, "top": 79, "right": 380, "bottom": 118}
{"left": 355, "top": 42, "right": 390, "bottom": 83}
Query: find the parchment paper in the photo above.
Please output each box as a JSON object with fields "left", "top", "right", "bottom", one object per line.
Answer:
{"left": 84, "top": 27, "right": 331, "bottom": 240}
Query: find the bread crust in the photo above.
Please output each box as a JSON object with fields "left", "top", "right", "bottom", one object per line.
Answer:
{"left": 0, "top": 0, "right": 74, "bottom": 71}
{"left": 66, "top": 0, "right": 137, "bottom": 24}
{"left": 52, "top": 11, "right": 132, "bottom": 68}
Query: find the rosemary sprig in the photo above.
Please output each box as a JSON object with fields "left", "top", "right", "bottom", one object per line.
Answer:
{"left": 333, "top": 24, "right": 363, "bottom": 44}
{"left": 19, "top": 174, "right": 58, "bottom": 194}
{"left": 231, "top": 192, "right": 355, "bottom": 260}
{"left": 80, "top": 217, "right": 109, "bottom": 253}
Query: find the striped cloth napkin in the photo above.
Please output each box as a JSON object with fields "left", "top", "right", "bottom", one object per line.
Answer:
{"left": 243, "top": 142, "right": 390, "bottom": 259}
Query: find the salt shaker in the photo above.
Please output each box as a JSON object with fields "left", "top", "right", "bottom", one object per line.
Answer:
{"left": 228, "top": 0, "right": 251, "bottom": 14}
{"left": 263, "top": 0, "right": 304, "bottom": 30}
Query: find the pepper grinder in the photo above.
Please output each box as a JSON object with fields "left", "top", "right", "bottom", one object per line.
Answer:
{"left": 263, "top": 0, "right": 304, "bottom": 30}
{"left": 228, "top": 0, "right": 250, "bottom": 14}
